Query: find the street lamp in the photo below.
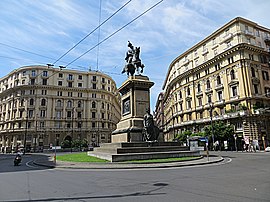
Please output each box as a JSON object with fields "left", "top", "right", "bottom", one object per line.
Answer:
{"left": 209, "top": 102, "right": 215, "bottom": 151}
{"left": 23, "top": 113, "right": 28, "bottom": 155}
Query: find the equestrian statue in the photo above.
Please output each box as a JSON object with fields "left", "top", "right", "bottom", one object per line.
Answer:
{"left": 122, "top": 41, "right": 145, "bottom": 76}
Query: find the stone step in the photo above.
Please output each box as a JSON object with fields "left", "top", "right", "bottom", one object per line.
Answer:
{"left": 117, "top": 146, "right": 189, "bottom": 154}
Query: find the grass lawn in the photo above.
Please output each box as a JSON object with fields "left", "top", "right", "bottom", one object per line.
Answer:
{"left": 56, "top": 152, "right": 199, "bottom": 163}
{"left": 56, "top": 152, "right": 108, "bottom": 163}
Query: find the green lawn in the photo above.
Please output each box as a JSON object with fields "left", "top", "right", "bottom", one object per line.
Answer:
{"left": 56, "top": 152, "right": 199, "bottom": 163}
{"left": 56, "top": 152, "right": 108, "bottom": 162}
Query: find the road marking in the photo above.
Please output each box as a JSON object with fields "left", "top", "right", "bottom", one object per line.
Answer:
{"left": 26, "top": 160, "right": 38, "bottom": 168}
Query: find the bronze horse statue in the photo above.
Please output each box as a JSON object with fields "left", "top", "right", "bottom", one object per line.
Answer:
{"left": 122, "top": 41, "right": 145, "bottom": 76}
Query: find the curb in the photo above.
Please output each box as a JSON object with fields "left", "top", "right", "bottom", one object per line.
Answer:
{"left": 33, "top": 156, "right": 224, "bottom": 170}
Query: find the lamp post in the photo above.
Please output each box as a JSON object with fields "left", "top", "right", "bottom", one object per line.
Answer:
{"left": 209, "top": 102, "right": 215, "bottom": 151}
{"left": 23, "top": 114, "right": 28, "bottom": 155}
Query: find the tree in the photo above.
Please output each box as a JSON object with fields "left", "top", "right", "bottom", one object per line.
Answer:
{"left": 204, "top": 121, "right": 234, "bottom": 146}
{"left": 174, "top": 130, "right": 192, "bottom": 144}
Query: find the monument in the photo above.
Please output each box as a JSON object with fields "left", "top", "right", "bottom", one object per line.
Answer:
{"left": 112, "top": 41, "right": 157, "bottom": 142}
{"left": 88, "top": 41, "right": 199, "bottom": 162}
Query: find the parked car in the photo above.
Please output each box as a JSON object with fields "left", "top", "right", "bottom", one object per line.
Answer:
{"left": 265, "top": 147, "right": 270, "bottom": 152}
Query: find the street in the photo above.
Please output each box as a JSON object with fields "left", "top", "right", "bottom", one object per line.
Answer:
{"left": 0, "top": 151, "right": 269, "bottom": 202}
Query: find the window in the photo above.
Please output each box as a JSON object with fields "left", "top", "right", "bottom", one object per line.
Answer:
{"left": 198, "top": 97, "right": 202, "bottom": 106}
{"left": 206, "top": 80, "right": 211, "bottom": 89}
{"left": 205, "top": 68, "right": 209, "bottom": 75}
{"left": 254, "top": 84, "right": 259, "bottom": 94}
{"left": 77, "top": 112, "right": 82, "bottom": 119}
{"left": 102, "top": 102, "right": 105, "bottom": 109}
{"left": 41, "top": 99, "right": 46, "bottom": 106}
{"left": 67, "top": 100, "right": 72, "bottom": 108}
{"left": 30, "top": 79, "right": 35, "bottom": 85}
{"left": 230, "top": 69, "right": 236, "bottom": 80}
{"left": 59, "top": 73, "right": 63, "bottom": 78}
{"left": 68, "top": 92, "right": 72, "bottom": 97}
{"left": 58, "top": 81, "right": 62, "bottom": 86}
{"left": 102, "top": 78, "right": 105, "bottom": 83}
{"left": 92, "top": 122, "right": 96, "bottom": 128}
{"left": 93, "top": 83, "right": 96, "bottom": 89}
{"left": 197, "top": 83, "right": 201, "bottom": 92}
{"left": 68, "top": 82, "right": 72, "bottom": 87}
{"left": 93, "top": 76, "right": 96, "bottom": 81}
{"left": 28, "top": 110, "right": 33, "bottom": 118}
{"left": 92, "top": 93, "right": 96, "bottom": 98}
{"left": 179, "top": 91, "right": 182, "bottom": 99}
{"left": 186, "top": 77, "right": 189, "bottom": 83}
{"left": 78, "top": 101, "right": 82, "bottom": 108}
{"left": 196, "top": 73, "right": 200, "bottom": 79}
{"left": 251, "top": 67, "right": 256, "bottom": 77}
{"left": 57, "top": 91, "right": 62, "bottom": 96}
{"left": 187, "top": 100, "right": 191, "bottom": 109}
{"left": 232, "top": 86, "right": 238, "bottom": 97}
{"left": 42, "top": 71, "right": 48, "bottom": 77}
{"left": 40, "top": 110, "right": 46, "bottom": 118}
{"left": 78, "top": 75, "right": 82, "bottom": 80}
{"left": 92, "top": 101, "right": 96, "bottom": 108}
{"left": 101, "top": 112, "right": 105, "bottom": 119}
{"left": 228, "top": 56, "right": 234, "bottom": 64}
{"left": 265, "top": 87, "right": 270, "bottom": 97}
{"left": 78, "top": 83, "right": 82, "bottom": 87}
{"left": 30, "top": 90, "right": 35, "bottom": 95}
{"left": 67, "top": 111, "right": 72, "bottom": 118}
{"left": 41, "top": 90, "right": 47, "bottom": 95}
{"left": 68, "top": 74, "right": 73, "bottom": 80}
{"left": 217, "top": 76, "right": 221, "bottom": 85}
{"left": 56, "top": 100, "right": 62, "bottom": 107}
{"left": 262, "top": 71, "right": 269, "bottom": 80}
{"left": 217, "top": 91, "right": 223, "bottom": 101}
{"left": 208, "top": 95, "right": 212, "bottom": 103}
{"left": 186, "top": 87, "right": 190, "bottom": 96}
{"left": 42, "top": 79, "right": 47, "bottom": 85}
{"left": 29, "top": 98, "right": 34, "bottom": 106}
{"left": 78, "top": 92, "right": 82, "bottom": 97}
{"left": 92, "top": 112, "right": 96, "bottom": 118}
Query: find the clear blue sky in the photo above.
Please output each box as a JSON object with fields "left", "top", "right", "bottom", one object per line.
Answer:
{"left": 0, "top": 0, "right": 269, "bottom": 111}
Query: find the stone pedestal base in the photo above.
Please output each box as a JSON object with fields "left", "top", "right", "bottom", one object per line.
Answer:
{"left": 112, "top": 75, "right": 154, "bottom": 143}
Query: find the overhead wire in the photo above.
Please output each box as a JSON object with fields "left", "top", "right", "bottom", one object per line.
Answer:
{"left": 52, "top": 0, "right": 132, "bottom": 65}
{"left": 96, "top": 0, "right": 102, "bottom": 71}
{"left": 64, "top": 0, "right": 164, "bottom": 68}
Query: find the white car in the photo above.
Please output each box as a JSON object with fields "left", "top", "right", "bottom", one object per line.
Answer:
{"left": 265, "top": 147, "right": 270, "bottom": 152}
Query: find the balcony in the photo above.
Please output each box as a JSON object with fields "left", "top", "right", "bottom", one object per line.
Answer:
{"left": 182, "top": 59, "right": 190, "bottom": 66}
{"left": 222, "top": 33, "right": 233, "bottom": 42}
{"left": 215, "top": 84, "right": 224, "bottom": 90}
{"left": 202, "top": 48, "right": 209, "bottom": 55}
{"left": 264, "top": 37, "right": 270, "bottom": 45}
{"left": 196, "top": 91, "right": 203, "bottom": 97}
{"left": 230, "top": 95, "right": 240, "bottom": 101}
{"left": 215, "top": 99, "right": 225, "bottom": 106}
{"left": 244, "top": 30, "right": 255, "bottom": 38}
{"left": 251, "top": 77, "right": 260, "bottom": 84}
{"left": 205, "top": 88, "right": 213, "bottom": 94}
{"left": 196, "top": 105, "right": 203, "bottom": 110}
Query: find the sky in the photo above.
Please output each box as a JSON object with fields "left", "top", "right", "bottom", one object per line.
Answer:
{"left": 0, "top": 0, "right": 270, "bottom": 111}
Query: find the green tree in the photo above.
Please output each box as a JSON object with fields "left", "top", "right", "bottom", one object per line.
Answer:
{"left": 204, "top": 121, "right": 234, "bottom": 143}
{"left": 174, "top": 130, "right": 192, "bottom": 144}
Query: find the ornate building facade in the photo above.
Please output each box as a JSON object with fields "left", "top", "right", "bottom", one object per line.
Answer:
{"left": 160, "top": 17, "right": 270, "bottom": 148}
{"left": 0, "top": 65, "right": 121, "bottom": 153}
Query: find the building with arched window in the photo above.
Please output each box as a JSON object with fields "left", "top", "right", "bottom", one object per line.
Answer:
{"left": 0, "top": 65, "right": 121, "bottom": 153}
{"left": 158, "top": 17, "right": 270, "bottom": 149}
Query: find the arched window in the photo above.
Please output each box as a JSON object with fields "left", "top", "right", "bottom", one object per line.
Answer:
{"left": 29, "top": 98, "right": 34, "bottom": 106}
{"left": 20, "top": 99, "right": 24, "bottom": 106}
{"left": 230, "top": 69, "right": 236, "bottom": 80}
{"left": 57, "top": 100, "right": 62, "bottom": 107}
{"left": 67, "top": 100, "right": 72, "bottom": 108}
{"left": 251, "top": 67, "right": 256, "bottom": 77}
{"left": 41, "top": 98, "right": 46, "bottom": 106}
{"left": 186, "top": 87, "right": 190, "bottom": 96}
{"left": 92, "top": 101, "right": 96, "bottom": 108}
{"left": 197, "top": 83, "right": 201, "bottom": 92}
{"left": 217, "top": 75, "right": 221, "bottom": 85}
{"left": 78, "top": 101, "right": 82, "bottom": 108}
{"left": 206, "top": 80, "right": 211, "bottom": 89}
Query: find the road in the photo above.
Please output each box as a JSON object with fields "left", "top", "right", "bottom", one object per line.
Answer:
{"left": 0, "top": 151, "right": 269, "bottom": 202}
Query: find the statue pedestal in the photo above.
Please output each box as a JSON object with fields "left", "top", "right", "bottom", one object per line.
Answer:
{"left": 112, "top": 75, "right": 154, "bottom": 142}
